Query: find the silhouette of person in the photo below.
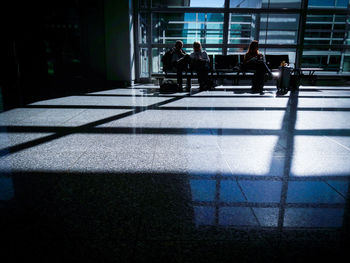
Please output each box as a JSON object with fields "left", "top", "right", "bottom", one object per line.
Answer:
{"left": 243, "top": 40, "right": 272, "bottom": 93}
{"left": 162, "top": 40, "right": 189, "bottom": 91}
{"left": 189, "top": 41, "right": 210, "bottom": 91}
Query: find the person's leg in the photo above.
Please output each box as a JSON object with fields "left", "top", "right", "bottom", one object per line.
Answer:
{"left": 252, "top": 74, "right": 260, "bottom": 92}
{"left": 256, "top": 61, "right": 267, "bottom": 91}
{"left": 176, "top": 56, "right": 191, "bottom": 90}
{"left": 245, "top": 62, "right": 259, "bottom": 92}
{"left": 197, "top": 69, "right": 204, "bottom": 90}
{"left": 176, "top": 66, "right": 183, "bottom": 90}
{"left": 202, "top": 67, "right": 209, "bottom": 89}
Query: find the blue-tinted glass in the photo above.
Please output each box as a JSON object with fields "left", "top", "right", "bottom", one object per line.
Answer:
{"left": 231, "top": 0, "right": 301, "bottom": 8}
{"left": 139, "top": 13, "right": 148, "bottom": 44}
{"left": 153, "top": 0, "right": 225, "bottom": 7}
{"left": 309, "top": 0, "right": 335, "bottom": 6}
{"left": 229, "top": 14, "right": 256, "bottom": 44}
{"left": 152, "top": 13, "right": 224, "bottom": 44}
{"left": 263, "top": 0, "right": 301, "bottom": 8}
{"left": 140, "top": 48, "right": 149, "bottom": 78}
{"left": 230, "top": 0, "right": 261, "bottom": 8}
{"left": 260, "top": 14, "right": 299, "bottom": 45}
{"left": 309, "top": 0, "right": 348, "bottom": 7}
{"left": 343, "top": 55, "right": 350, "bottom": 71}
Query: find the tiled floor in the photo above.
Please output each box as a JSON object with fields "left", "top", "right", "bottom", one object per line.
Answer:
{"left": 1, "top": 84, "right": 350, "bottom": 262}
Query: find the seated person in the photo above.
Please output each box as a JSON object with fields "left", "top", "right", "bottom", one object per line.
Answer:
{"left": 243, "top": 40, "right": 272, "bottom": 93}
{"left": 189, "top": 41, "right": 211, "bottom": 91}
{"left": 162, "top": 40, "right": 189, "bottom": 91}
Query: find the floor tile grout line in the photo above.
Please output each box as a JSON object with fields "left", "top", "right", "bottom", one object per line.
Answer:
{"left": 322, "top": 178, "right": 349, "bottom": 200}
{"left": 323, "top": 135, "right": 350, "bottom": 152}
{"left": 0, "top": 94, "right": 189, "bottom": 157}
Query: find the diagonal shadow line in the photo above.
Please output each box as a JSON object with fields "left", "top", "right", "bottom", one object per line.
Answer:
{"left": 268, "top": 88, "right": 299, "bottom": 232}
{"left": 25, "top": 105, "right": 136, "bottom": 109}
{"left": 1, "top": 126, "right": 350, "bottom": 137}
{"left": 155, "top": 106, "right": 350, "bottom": 112}
{"left": 83, "top": 94, "right": 350, "bottom": 99}
{"left": 0, "top": 96, "right": 186, "bottom": 157}
{"left": 23, "top": 104, "right": 350, "bottom": 112}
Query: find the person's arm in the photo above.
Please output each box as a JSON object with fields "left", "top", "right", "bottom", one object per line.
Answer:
{"left": 244, "top": 53, "right": 258, "bottom": 64}
{"left": 201, "top": 51, "right": 210, "bottom": 63}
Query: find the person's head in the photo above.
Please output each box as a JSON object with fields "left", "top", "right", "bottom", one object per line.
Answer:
{"left": 248, "top": 40, "right": 259, "bottom": 54}
{"left": 193, "top": 41, "right": 201, "bottom": 52}
{"left": 175, "top": 40, "right": 183, "bottom": 50}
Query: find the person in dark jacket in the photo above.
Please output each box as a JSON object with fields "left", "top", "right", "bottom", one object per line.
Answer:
{"left": 189, "top": 41, "right": 210, "bottom": 91}
{"left": 162, "top": 40, "right": 189, "bottom": 91}
{"left": 243, "top": 40, "right": 272, "bottom": 93}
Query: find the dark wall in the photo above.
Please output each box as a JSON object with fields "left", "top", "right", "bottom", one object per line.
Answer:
{"left": 1, "top": 0, "right": 133, "bottom": 112}
{"left": 1, "top": 1, "right": 49, "bottom": 110}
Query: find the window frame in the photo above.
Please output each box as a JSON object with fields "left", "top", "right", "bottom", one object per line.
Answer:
{"left": 134, "top": 0, "right": 350, "bottom": 80}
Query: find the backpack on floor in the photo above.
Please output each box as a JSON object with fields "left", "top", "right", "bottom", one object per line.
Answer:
{"left": 160, "top": 79, "right": 178, "bottom": 93}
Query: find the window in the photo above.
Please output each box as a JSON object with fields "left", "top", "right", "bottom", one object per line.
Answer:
{"left": 136, "top": 0, "right": 350, "bottom": 78}
{"left": 152, "top": 0, "right": 225, "bottom": 8}
{"left": 152, "top": 13, "right": 224, "bottom": 44}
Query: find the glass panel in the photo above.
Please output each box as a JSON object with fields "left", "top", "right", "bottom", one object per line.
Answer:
{"left": 263, "top": 48, "right": 296, "bottom": 67}
{"left": 343, "top": 55, "right": 350, "bottom": 72}
{"left": 152, "top": 13, "right": 224, "bottom": 44}
{"left": 308, "top": 0, "right": 349, "bottom": 8}
{"left": 230, "top": 0, "right": 262, "bottom": 8}
{"left": 152, "top": 48, "right": 165, "bottom": 74}
{"left": 139, "top": 13, "right": 148, "bottom": 44}
{"left": 259, "top": 14, "right": 299, "bottom": 45}
{"left": 152, "top": 0, "right": 225, "bottom": 8}
{"left": 140, "top": 48, "right": 149, "bottom": 77}
{"left": 229, "top": 14, "right": 256, "bottom": 44}
{"left": 305, "top": 14, "right": 347, "bottom": 46}
{"left": 262, "top": 0, "right": 301, "bottom": 8}
{"left": 302, "top": 48, "right": 342, "bottom": 71}
{"left": 230, "top": 0, "right": 301, "bottom": 8}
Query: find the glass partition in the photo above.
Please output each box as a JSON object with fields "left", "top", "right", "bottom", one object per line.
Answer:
{"left": 259, "top": 13, "right": 299, "bottom": 45}
{"left": 152, "top": 0, "right": 225, "bottom": 8}
{"left": 308, "top": 0, "right": 349, "bottom": 8}
{"left": 140, "top": 48, "right": 149, "bottom": 78}
{"left": 139, "top": 13, "right": 148, "bottom": 44}
{"left": 229, "top": 14, "right": 256, "bottom": 44}
{"left": 152, "top": 13, "right": 224, "bottom": 45}
{"left": 136, "top": 0, "right": 350, "bottom": 79}
{"left": 230, "top": 0, "right": 301, "bottom": 8}
{"left": 302, "top": 13, "right": 348, "bottom": 70}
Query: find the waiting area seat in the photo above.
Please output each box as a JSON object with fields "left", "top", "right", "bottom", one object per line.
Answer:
{"left": 153, "top": 53, "right": 331, "bottom": 90}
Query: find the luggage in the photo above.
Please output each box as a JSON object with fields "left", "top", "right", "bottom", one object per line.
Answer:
{"left": 159, "top": 79, "right": 179, "bottom": 93}
{"left": 276, "top": 66, "right": 292, "bottom": 94}
{"left": 290, "top": 69, "right": 301, "bottom": 91}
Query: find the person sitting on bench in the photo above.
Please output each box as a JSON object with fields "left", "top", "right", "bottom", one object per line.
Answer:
{"left": 189, "top": 41, "right": 210, "bottom": 91}
{"left": 162, "top": 40, "right": 188, "bottom": 91}
{"left": 243, "top": 40, "right": 272, "bottom": 93}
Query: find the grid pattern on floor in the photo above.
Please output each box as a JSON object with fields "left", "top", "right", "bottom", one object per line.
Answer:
{"left": 1, "top": 85, "right": 350, "bottom": 262}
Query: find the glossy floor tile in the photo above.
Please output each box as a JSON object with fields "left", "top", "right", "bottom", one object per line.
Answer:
{"left": 1, "top": 85, "right": 349, "bottom": 262}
